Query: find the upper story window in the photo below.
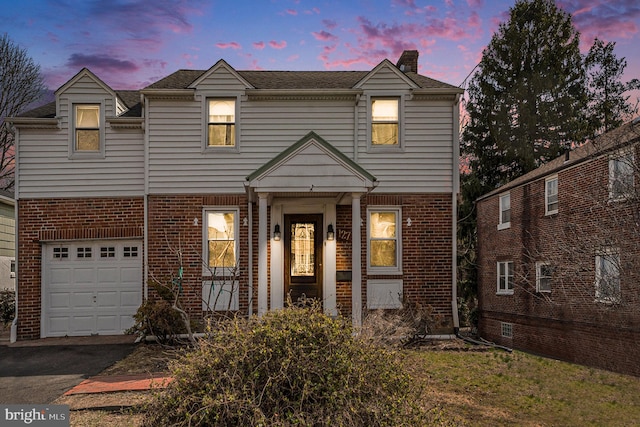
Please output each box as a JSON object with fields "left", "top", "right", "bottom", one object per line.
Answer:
{"left": 497, "top": 261, "right": 514, "bottom": 295}
{"left": 207, "top": 99, "right": 236, "bottom": 147}
{"left": 595, "top": 249, "right": 620, "bottom": 303}
{"left": 545, "top": 176, "right": 558, "bottom": 215}
{"left": 74, "top": 104, "right": 100, "bottom": 151}
{"left": 371, "top": 98, "right": 399, "bottom": 146}
{"left": 204, "top": 209, "right": 238, "bottom": 275}
{"left": 368, "top": 207, "right": 402, "bottom": 274}
{"left": 609, "top": 150, "right": 634, "bottom": 200}
{"left": 536, "top": 261, "right": 552, "bottom": 293}
{"left": 498, "top": 192, "right": 511, "bottom": 230}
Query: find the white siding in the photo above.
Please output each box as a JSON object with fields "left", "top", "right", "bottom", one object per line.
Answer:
{"left": 147, "top": 98, "right": 357, "bottom": 194}
{"left": 19, "top": 65, "right": 457, "bottom": 198}
{"left": 357, "top": 99, "right": 455, "bottom": 192}
{"left": 17, "top": 128, "right": 145, "bottom": 198}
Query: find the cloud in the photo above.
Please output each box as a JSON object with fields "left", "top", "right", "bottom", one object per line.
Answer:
{"left": 269, "top": 40, "right": 287, "bottom": 49}
{"left": 216, "top": 42, "right": 242, "bottom": 50}
{"left": 286, "top": 9, "right": 297, "bottom": 15}
{"left": 466, "top": 0, "right": 483, "bottom": 8}
{"left": 312, "top": 31, "right": 338, "bottom": 42}
{"left": 559, "top": 0, "right": 640, "bottom": 49}
{"left": 322, "top": 19, "right": 338, "bottom": 29}
{"left": 253, "top": 41, "right": 266, "bottom": 50}
{"left": 66, "top": 53, "right": 138, "bottom": 73}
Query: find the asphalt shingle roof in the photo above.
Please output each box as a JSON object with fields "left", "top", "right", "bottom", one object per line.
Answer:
{"left": 18, "top": 63, "right": 460, "bottom": 118}
{"left": 478, "top": 118, "right": 640, "bottom": 200}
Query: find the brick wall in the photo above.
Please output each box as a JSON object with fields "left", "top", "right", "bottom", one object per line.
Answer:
{"left": 147, "top": 195, "right": 250, "bottom": 321}
{"left": 364, "top": 193, "right": 454, "bottom": 328}
{"left": 17, "top": 197, "right": 144, "bottom": 339}
{"left": 477, "top": 148, "right": 640, "bottom": 376}
{"left": 19, "top": 192, "right": 455, "bottom": 339}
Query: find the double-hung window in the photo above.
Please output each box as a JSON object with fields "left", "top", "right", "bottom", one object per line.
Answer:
{"left": 536, "top": 261, "right": 552, "bottom": 293}
{"left": 545, "top": 176, "right": 558, "bottom": 215}
{"left": 498, "top": 193, "right": 511, "bottom": 230}
{"left": 204, "top": 209, "right": 238, "bottom": 274}
{"left": 207, "top": 99, "right": 236, "bottom": 147}
{"left": 595, "top": 249, "right": 620, "bottom": 303}
{"left": 74, "top": 104, "right": 101, "bottom": 152}
{"left": 371, "top": 98, "right": 399, "bottom": 146}
{"left": 497, "top": 261, "right": 514, "bottom": 294}
{"left": 368, "top": 207, "right": 401, "bottom": 274}
{"left": 609, "top": 150, "right": 634, "bottom": 200}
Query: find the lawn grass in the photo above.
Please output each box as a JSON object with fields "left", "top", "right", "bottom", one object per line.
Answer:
{"left": 406, "top": 348, "right": 640, "bottom": 426}
{"left": 67, "top": 343, "right": 640, "bottom": 426}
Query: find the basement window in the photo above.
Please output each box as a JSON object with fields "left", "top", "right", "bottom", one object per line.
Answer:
{"left": 501, "top": 322, "right": 513, "bottom": 338}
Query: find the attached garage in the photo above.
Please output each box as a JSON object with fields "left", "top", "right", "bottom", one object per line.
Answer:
{"left": 42, "top": 240, "right": 143, "bottom": 337}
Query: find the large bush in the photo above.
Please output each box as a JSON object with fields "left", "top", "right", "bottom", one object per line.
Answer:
{"left": 143, "top": 304, "right": 427, "bottom": 426}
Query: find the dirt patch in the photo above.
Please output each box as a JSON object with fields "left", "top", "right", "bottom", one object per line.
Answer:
{"left": 99, "top": 343, "right": 183, "bottom": 375}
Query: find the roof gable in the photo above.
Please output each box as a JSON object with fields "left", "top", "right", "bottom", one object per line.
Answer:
{"left": 246, "top": 132, "right": 376, "bottom": 193}
{"left": 353, "top": 59, "right": 419, "bottom": 90}
{"left": 55, "top": 68, "right": 116, "bottom": 98}
{"left": 188, "top": 59, "right": 254, "bottom": 89}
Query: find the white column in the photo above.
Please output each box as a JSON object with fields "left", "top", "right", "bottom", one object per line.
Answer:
{"left": 351, "top": 193, "right": 362, "bottom": 328}
{"left": 258, "top": 193, "right": 268, "bottom": 316}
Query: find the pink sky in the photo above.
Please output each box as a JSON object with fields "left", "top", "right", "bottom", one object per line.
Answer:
{"left": 1, "top": 0, "right": 639, "bottom": 105}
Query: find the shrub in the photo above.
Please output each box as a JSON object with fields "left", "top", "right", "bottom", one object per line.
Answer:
{"left": 127, "top": 281, "right": 191, "bottom": 345}
{"left": 142, "top": 304, "right": 428, "bottom": 426}
{"left": 0, "top": 289, "right": 15, "bottom": 326}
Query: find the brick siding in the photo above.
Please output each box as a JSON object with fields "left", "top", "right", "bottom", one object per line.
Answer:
{"left": 477, "top": 148, "right": 640, "bottom": 376}
{"left": 17, "top": 197, "right": 144, "bottom": 339}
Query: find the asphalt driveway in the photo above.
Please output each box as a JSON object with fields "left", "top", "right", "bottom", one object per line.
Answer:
{"left": 0, "top": 336, "right": 136, "bottom": 404}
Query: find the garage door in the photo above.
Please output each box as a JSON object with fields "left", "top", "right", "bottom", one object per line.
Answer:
{"left": 43, "top": 240, "right": 143, "bottom": 337}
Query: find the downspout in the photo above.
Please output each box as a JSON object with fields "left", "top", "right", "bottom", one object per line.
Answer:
{"left": 353, "top": 94, "right": 360, "bottom": 162}
{"left": 451, "top": 93, "right": 461, "bottom": 333}
{"left": 143, "top": 92, "right": 149, "bottom": 300}
{"left": 10, "top": 128, "right": 21, "bottom": 342}
{"left": 248, "top": 199, "right": 253, "bottom": 316}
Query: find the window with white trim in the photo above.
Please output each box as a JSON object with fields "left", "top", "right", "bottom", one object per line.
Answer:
{"left": 204, "top": 209, "right": 238, "bottom": 274}
{"left": 497, "top": 261, "right": 514, "bottom": 294}
{"left": 536, "top": 261, "right": 552, "bottom": 293}
{"left": 498, "top": 193, "right": 511, "bottom": 230}
{"left": 545, "top": 176, "right": 558, "bottom": 215}
{"left": 207, "top": 99, "right": 236, "bottom": 147}
{"left": 595, "top": 249, "right": 620, "bottom": 303}
{"left": 609, "top": 151, "right": 634, "bottom": 200}
{"left": 368, "top": 207, "right": 401, "bottom": 274}
{"left": 371, "top": 98, "right": 399, "bottom": 146}
{"left": 74, "top": 104, "right": 101, "bottom": 152}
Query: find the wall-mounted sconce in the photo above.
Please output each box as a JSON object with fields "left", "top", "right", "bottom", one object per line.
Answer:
{"left": 273, "top": 224, "right": 281, "bottom": 241}
{"left": 193, "top": 218, "right": 199, "bottom": 226}
{"left": 327, "top": 224, "right": 335, "bottom": 241}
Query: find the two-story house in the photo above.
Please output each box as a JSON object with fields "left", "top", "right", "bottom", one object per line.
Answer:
{"left": 476, "top": 118, "right": 640, "bottom": 376}
{"left": 9, "top": 50, "right": 463, "bottom": 341}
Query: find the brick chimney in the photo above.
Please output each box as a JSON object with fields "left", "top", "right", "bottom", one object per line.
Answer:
{"left": 396, "top": 50, "right": 418, "bottom": 73}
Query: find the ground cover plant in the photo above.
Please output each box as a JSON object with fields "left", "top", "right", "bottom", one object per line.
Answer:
{"left": 62, "top": 336, "right": 640, "bottom": 426}
{"left": 141, "top": 304, "right": 429, "bottom": 426}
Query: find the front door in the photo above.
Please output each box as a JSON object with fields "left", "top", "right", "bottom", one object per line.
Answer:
{"left": 284, "top": 214, "right": 323, "bottom": 304}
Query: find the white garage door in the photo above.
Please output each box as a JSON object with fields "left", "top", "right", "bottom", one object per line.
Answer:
{"left": 43, "top": 240, "right": 143, "bottom": 337}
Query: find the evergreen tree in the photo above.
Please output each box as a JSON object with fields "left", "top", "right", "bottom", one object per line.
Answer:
{"left": 462, "top": 0, "right": 588, "bottom": 188}
{"left": 585, "top": 38, "right": 640, "bottom": 136}
{"left": 458, "top": 0, "right": 588, "bottom": 316}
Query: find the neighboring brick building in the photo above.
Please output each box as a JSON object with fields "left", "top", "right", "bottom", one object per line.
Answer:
{"left": 476, "top": 119, "right": 640, "bottom": 376}
{"left": 9, "top": 50, "right": 463, "bottom": 340}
